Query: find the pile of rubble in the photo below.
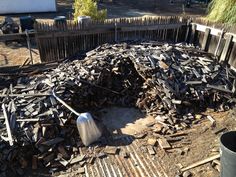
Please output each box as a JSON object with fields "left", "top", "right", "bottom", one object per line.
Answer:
{"left": 0, "top": 42, "right": 235, "bottom": 175}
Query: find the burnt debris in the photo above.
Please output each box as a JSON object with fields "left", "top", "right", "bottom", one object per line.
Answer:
{"left": 0, "top": 42, "right": 236, "bottom": 175}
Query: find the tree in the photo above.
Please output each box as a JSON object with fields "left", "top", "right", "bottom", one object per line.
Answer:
{"left": 207, "top": 0, "right": 236, "bottom": 23}
{"left": 73, "top": 0, "right": 107, "bottom": 21}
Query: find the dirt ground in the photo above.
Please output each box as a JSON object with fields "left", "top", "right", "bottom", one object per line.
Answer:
{"left": 99, "top": 107, "right": 232, "bottom": 177}
{"left": 24, "top": 106, "right": 233, "bottom": 177}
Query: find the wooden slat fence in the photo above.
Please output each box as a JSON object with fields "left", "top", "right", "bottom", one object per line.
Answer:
{"left": 187, "top": 19, "right": 236, "bottom": 68}
{"left": 35, "top": 16, "right": 188, "bottom": 62}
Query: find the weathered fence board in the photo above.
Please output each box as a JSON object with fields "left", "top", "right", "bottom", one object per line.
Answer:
{"left": 35, "top": 16, "right": 188, "bottom": 62}
{"left": 190, "top": 22, "right": 236, "bottom": 68}
{"left": 34, "top": 16, "right": 236, "bottom": 68}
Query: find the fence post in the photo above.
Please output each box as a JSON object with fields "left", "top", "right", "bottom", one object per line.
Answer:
{"left": 220, "top": 34, "right": 233, "bottom": 63}
{"left": 190, "top": 23, "right": 197, "bottom": 44}
{"left": 201, "top": 28, "right": 211, "bottom": 51}
{"left": 25, "top": 30, "right": 33, "bottom": 64}
{"left": 184, "top": 19, "right": 191, "bottom": 42}
{"left": 214, "top": 29, "right": 225, "bottom": 58}
{"left": 115, "top": 22, "right": 118, "bottom": 42}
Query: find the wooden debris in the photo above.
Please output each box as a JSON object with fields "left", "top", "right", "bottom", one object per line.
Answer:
{"left": 88, "top": 157, "right": 96, "bottom": 164}
{"left": 181, "top": 153, "right": 220, "bottom": 172}
{"left": 0, "top": 42, "right": 235, "bottom": 174}
{"left": 70, "top": 155, "right": 86, "bottom": 165}
{"left": 214, "top": 127, "right": 227, "bottom": 135}
{"left": 158, "top": 138, "right": 171, "bottom": 149}
{"left": 147, "top": 138, "right": 157, "bottom": 146}
{"left": 58, "top": 145, "right": 70, "bottom": 159}
{"left": 206, "top": 115, "right": 216, "bottom": 128}
{"left": 104, "top": 146, "right": 119, "bottom": 155}
{"left": 97, "top": 152, "right": 107, "bottom": 159}
{"left": 147, "top": 146, "right": 156, "bottom": 155}
{"left": 41, "top": 137, "right": 64, "bottom": 146}
{"left": 134, "top": 133, "right": 147, "bottom": 139}
{"left": 77, "top": 167, "right": 85, "bottom": 174}
{"left": 32, "top": 155, "right": 38, "bottom": 170}
{"left": 2, "top": 104, "right": 13, "bottom": 146}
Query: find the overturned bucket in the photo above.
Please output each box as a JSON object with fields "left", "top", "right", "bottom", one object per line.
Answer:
{"left": 220, "top": 131, "right": 236, "bottom": 177}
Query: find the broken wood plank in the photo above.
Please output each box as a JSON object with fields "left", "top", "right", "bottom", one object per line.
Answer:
{"left": 2, "top": 104, "right": 14, "bottom": 146}
{"left": 181, "top": 153, "right": 220, "bottom": 172}
{"left": 158, "top": 138, "right": 171, "bottom": 149}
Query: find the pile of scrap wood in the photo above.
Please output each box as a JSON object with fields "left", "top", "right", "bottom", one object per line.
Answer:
{"left": 0, "top": 42, "right": 235, "bottom": 175}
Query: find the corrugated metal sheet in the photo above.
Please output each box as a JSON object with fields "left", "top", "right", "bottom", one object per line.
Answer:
{"left": 82, "top": 136, "right": 167, "bottom": 177}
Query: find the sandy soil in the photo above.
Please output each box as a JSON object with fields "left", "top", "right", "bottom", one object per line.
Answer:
{"left": 0, "top": 42, "right": 40, "bottom": 66}
{"left": 100, "top": 106, "right": 234, "bottom": 177}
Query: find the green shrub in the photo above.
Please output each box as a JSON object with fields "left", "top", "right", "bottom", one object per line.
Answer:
{"left": 73, "top": 0, "right": 107, "bottom": 21}
{"left": 207, "top": 0, "right": 236, "bottom": 23}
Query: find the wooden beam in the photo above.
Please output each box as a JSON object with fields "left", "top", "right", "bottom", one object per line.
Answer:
{"left": 36, "top": 23, "right": 186, "bottom": 39}
{"left": 192, "top": 23, "right": 236, "bottom": 43}
{"left": 181, "top": 154, "right": 220, "bottom": 172}
{"left": 0, "top": 93, "right": 50, "bottom": 97}
{"left": 220, "top": 34, "right": 233, "bottom": 62}
{"left": 0, "top": 32, "right": 35, "bottom": 42}
{"left": 214, "top": 29, "right": 225, "bottom": 57}
{"left": 2, "top": 103, "right": 14, "bottom": 146}
{"left": 185, "top": 20, "right": 191, "bottom": 42}
{"left": 190, "top": 24, "right": 197, "bottom": 44}
{"left": 201, "top": 28, "right": 211, "bottom": 51}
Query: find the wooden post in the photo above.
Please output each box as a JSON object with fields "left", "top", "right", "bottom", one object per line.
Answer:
{"left": 115, "top": 22, "right": 118, "bottom": 42}
{"left": 25, "top": 30, "right": 34, "bottom": 64}
{"left": 2, "top": 103, "right": 14, "bottom": 146}
{"left": 175, "top": 27, "right": 179, "bottom": 43}
{"left": 184, "top": 19, "right": 191, "bottom": 42}
{"left": 220, "top": 34, "right": 233, "bottom": 63}
{"left": 190, "top": 23, "right": 197, "bottom": 44}
{"left": 214, "top": 29, "right": 225, "bottom": 58}
{"left": 201, "top": 28, "right": 211, "bottom": 51}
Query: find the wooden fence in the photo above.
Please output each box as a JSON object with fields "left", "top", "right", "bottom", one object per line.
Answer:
{"left": 35, "top": 16, "right": 188, "bottom": 62}
{"left": 35, "top": 16, "right": 236, "bottom": 68}
{"left": 188, "top": 19, "right": 236, "bottom": 68}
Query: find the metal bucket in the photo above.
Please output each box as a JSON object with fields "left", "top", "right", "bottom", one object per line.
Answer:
{"left": 220, "top": 131, "right": 236, "bottom": 177}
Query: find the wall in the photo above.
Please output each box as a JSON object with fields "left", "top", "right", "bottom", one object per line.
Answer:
{"left": 0, "top": 0, "right": 57, "bottom": 14}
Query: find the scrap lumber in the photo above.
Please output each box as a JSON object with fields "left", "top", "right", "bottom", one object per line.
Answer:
{"left": 1, "top": 103, "right": 13, "bottom": 146}
{"left": 181, "top": 153, "right": 220, "bottom": 172}
{"left": 0, "top": 42, "right": 235, "bottom": 175}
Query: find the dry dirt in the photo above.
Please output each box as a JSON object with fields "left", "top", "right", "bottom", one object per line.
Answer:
{"left": 99, "top": 106, "right": 234, "bottom": 177}
{"left": 25, "top": 106, "right": 234, "bottom": 177}
{"left": 0, "top": 42, "right": 40, "bottom": 66}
